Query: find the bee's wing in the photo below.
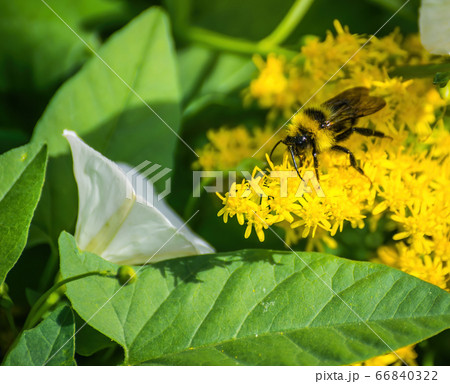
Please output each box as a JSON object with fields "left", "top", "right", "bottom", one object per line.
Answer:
{"left": 321, "top": 87, "right": 386, "bottom": 126}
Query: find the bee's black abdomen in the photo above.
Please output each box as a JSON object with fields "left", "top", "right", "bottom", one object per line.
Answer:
{"left": 304, "top": 108, "right": 326, "bottom": 123}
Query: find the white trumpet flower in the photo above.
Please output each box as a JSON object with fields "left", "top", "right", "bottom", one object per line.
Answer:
{"left": 63, "top": 130, "right": 214, "bottom": 265}
{"left": 419, "top": 0, "right": 450, "bottom": 55}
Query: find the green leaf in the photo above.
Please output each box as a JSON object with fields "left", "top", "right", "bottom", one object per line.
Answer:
{"left": 75, "top": 314, "right": 116, "bottom": 357}
{"left": 179, "top": 46, "right": 256, "bottom": 118}
{"left": 30, "top": 7, "right": 181, "bottom": 244}
{"left": 0, "top": 0, "right": 125, "bottom": 92}
{"left": 178, "top": 45, "right": 216, "bottom": 105}
{"left": 3, "top": 305, "right": 75, "bottom": 366}
{"left": 433, "top": 72, "right": 450, "bottom": 88}
{"left": 0, "top": 143, "right": 47, "bottom": 285}
{"left": 32, "top": 6, "right": 180, "bottom": 164}
{"left": 59, "top": 232, "right": 450, "bottom": 366}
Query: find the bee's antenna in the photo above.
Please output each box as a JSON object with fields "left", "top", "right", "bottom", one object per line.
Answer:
{"left": 269, "top": 140, "right": 284, "bottom": 161}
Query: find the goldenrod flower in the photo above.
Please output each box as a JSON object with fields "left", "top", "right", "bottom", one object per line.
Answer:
{"left": 352, "top": 345, "right": 417, "bottom": 366}
{"left": 377, "top": 244, "right": 450, "bottom": 292}
{"left": 194, "top": 126, "right": 274, "bottom": 171}
{"left": 217, "top": 152, "right": 374, "bottom": 246}
{"left": 245, "top": 20, "right": 444, "bottom": 138}
{"left": 246, "top": 54, "right": 301, "bottom": 115}
{"left": 219, "top": 21, "right": 447, "bottom": 248}
{"left": 302, "top": 21, "right": 367, "bottom": 83}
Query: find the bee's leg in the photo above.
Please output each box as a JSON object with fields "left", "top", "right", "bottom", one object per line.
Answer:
{"left": 352, "top": 127, "right": 392, "bottom": 140}
{"left": 289, "top": 146, "right": 304, "bottom": 180}
{"left": 335, "top": 129, "right": 353, "bottom": 143}
{"left": 331, "top": 145, "right": 365, "bottom": 176}
{"left": 294, "top": 147, "right": 306, "bottom": 170}
{"left": 294, "top": 146, "right": 306, "bottom": 169}
{"left": 311, "top": 143, "right": 320, "bottom": 182}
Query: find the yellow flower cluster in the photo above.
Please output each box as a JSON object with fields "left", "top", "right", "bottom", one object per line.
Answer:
{"left": 195, "top": 22, "right": 446, "bottom": 178}
{"left": 247, "top": 21, "right": 444, "bottom": 138}
{"left": 352, "top": 345, "right": 417, "bottom": 366}
{"left": 213, "top": 21, "right": 449, "bottom": 297}
{"left": 215, "top": 114, "right": 449, "bottom": 295}
{"left": 193, "top": 125, "right": 273, "bottom": 171}
{"left": 245, "top": 54, "right": 305, "bottom": 116}
{"left": 217, "top": 151, "right": 374, "bottom": 243}
{"left": 369, "top": 125, "right": 450, "bottom": 293}
{"left": 196, "top": 21, "right": 449, "bottom": 365}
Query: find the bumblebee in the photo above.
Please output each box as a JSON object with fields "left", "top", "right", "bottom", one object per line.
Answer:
{"left": 270, "top": 87, "right": 389, "bottom": 181}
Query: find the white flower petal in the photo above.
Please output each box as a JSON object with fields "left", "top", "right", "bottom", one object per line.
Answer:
{"left": 63, "top": 130, "right": 134, "bottom": 252}
{"left": 419, "top": 0, "right": 450, "bottom": 55}
{"left": 117, "top": 163, "right": 214, "bottom": 257}
{"left": 64, "top": 130, "right": 214, "bottom": 264}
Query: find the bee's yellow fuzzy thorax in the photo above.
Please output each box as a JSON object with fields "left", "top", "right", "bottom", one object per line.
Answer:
{"left": 286, "top": 106, "right": 335, "bottom": 152}
{"left": 287, "top": 109, "right": 320, "bottom": 136}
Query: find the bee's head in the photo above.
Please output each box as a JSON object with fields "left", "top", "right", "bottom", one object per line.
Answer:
{"left": 270, "top": 130, "right": 311, "bottom": 161}
{"left": 283, "top": 132, "right": 310, "bottom": 150}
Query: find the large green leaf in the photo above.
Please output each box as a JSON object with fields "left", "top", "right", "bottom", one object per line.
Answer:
{"left": 0, "top": 143, "right": 47, "bottom": 285}
{"left": 32, "top": 6, "right": 180, "bottom": 164}
{"left": 59, "top": 232, "right": 450, "bottom": 366}
{"left": 30, "top": 7, "right": 181, "bottom": 244}
{"left": 0, "top": 0, "right": 125, "bottom": 92}
{"left": 178, "top": 45, "right": 215, "bottom": 105}
{"left": 2, "top": 305, "right": 75, "bottom": 366}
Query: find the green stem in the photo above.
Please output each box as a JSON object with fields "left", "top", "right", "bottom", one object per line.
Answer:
{"left": 259, "top": 0, "right": 315, "bottom": 47}
{"left": 38, "top": 240, "right": 58, "bottom": 291}
{"left": 183, "top": 1, "right": 316, "bottom": 57}
{"left": 186, "top": 26, "right": 297, "bottom": 58}
{"left": 389, "top": 63, "right": 450, "bottom": 79}
{"left": 183, "top": 1, "right": 316, "bottom": 58}
{"left": 23, "top": 270, "right": 115, "bottom": 330}
{"left": 5, "top": 309, "right": 17, "bottom": 335}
